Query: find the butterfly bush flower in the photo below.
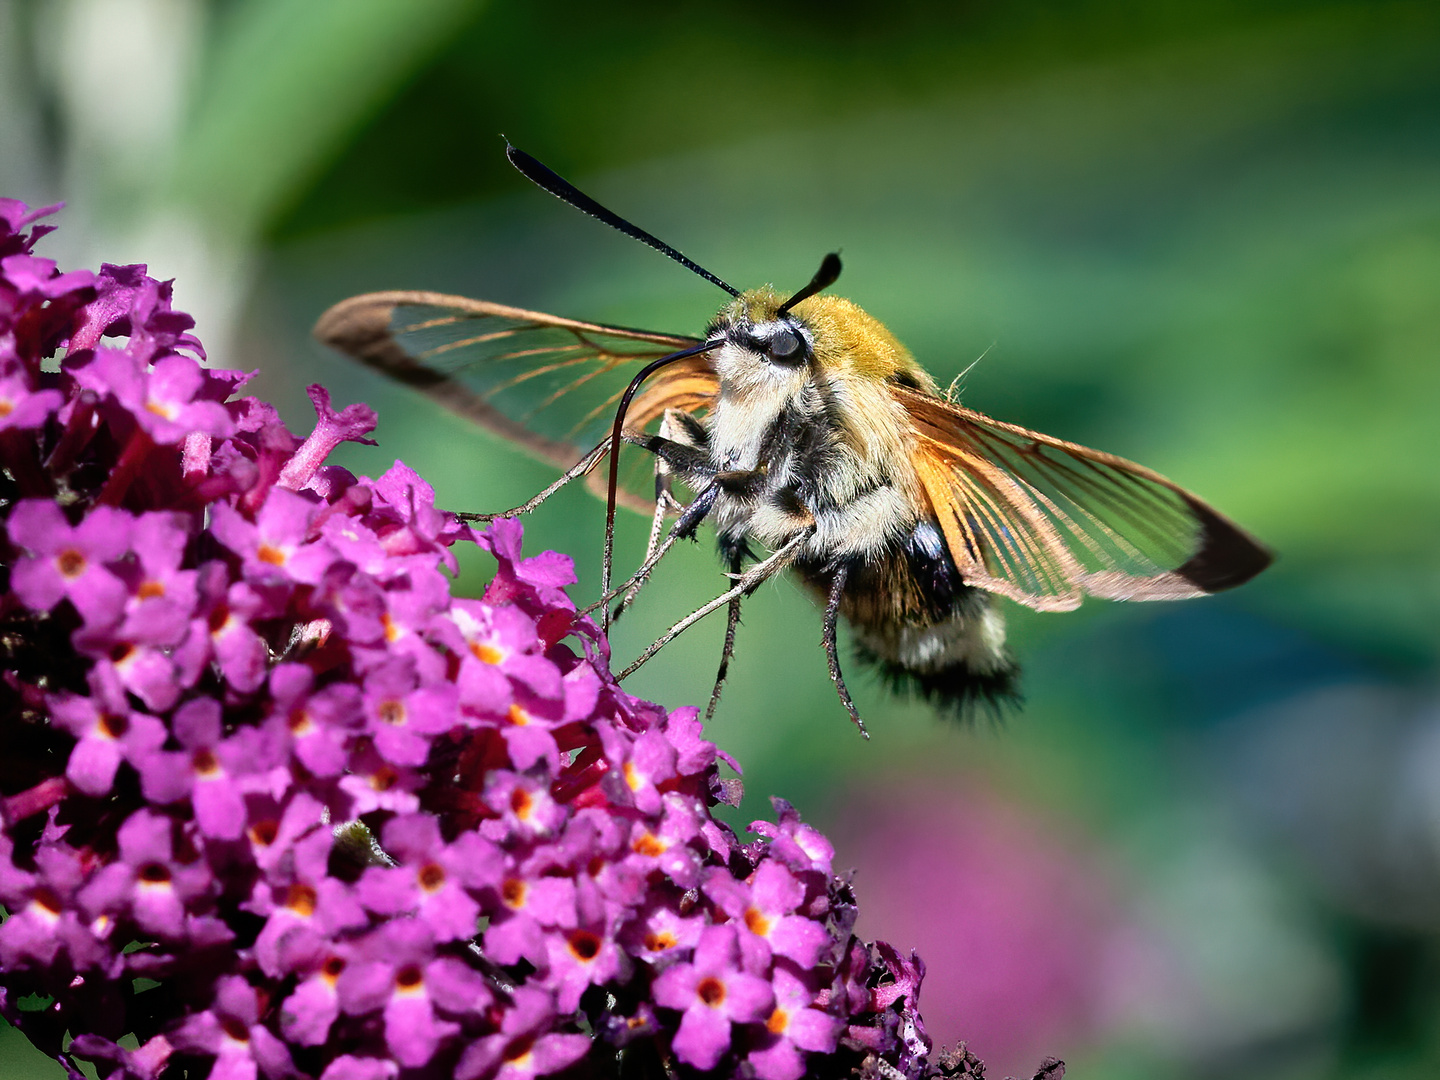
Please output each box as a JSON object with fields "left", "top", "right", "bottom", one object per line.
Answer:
{"left": 0, "top": 200, "right": 1063, "bottom": 1080}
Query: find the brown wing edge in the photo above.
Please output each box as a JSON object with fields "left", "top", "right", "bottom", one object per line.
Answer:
{"left": 900, "top": 387, "right": 1274, "bottom": 605}
{"left": 313, "top": 291, "right": 716, "bottom": 515}
{"left": 1171, "top": 492, "right": 1274, "bottom": 592}
{"left": 316, "top": 290, "right": 699, "bottom": 349}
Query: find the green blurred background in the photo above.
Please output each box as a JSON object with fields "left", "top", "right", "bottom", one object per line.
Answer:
{"left": 3, "top": 1, "right": 1439, "bottom": 1077}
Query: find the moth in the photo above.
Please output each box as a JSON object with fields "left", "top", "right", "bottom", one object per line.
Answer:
{"left": 316, "top": 146, "right": 1271, "bottom": 736}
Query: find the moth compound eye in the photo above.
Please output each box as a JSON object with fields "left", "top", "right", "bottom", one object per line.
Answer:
{"left": 768, "top": 328, "right": 803, "bottom": 363}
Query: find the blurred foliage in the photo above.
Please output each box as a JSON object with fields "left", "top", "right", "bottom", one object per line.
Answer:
{"left": 177, "top": 0, "right": 478, "bottom": 234}
{"left": 3, "top": 0, "right": 1440, "bottom": 1077}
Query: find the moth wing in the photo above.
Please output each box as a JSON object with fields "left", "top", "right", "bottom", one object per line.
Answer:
{"left": 314, "top": 290, "right": 719, "bottom": 511}
{"left": 898, "top": 387, "right": 1272, "bottom": 612}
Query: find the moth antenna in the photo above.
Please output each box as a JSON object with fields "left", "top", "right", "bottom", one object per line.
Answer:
{"left": 506, "top": 142, "right": 741, "bottom": 298}
{"left": 777, "top": 252, "right": 843, "bottom": 315}
{"left": 600, "top": 339, "right": 723, "bottom": 632}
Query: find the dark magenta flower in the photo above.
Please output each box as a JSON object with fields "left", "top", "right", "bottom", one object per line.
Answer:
{"left": 334, "top": 921, "right": 468, "bottom": 1069}
{"left": 171, "top": 974, "right": 296, "bottom": 1080}
{"left": 76, "top": 809, "right": 218, "bottom": 940}
{"left": 114, "top": 511, "right": 200, "bottom": 646}
{"left": 0, "top": 200, "right": 1063, "bottom": 1080}
{"left": 544, "top": 916, "right": 632, "bottom": 1014}
{"left": 8, "top": 499, "right": 131, "bottom": 628}
{"left": 246, "top": 828, "right": 367, "bottom": 982}
{"left": 483, "top": 871, "right": 578, "bottom": 968}
{"left": 704, "top": 859, "right": 831, "bottom": 971}
{"left": 652, "top": 924, "right": 776, "bottom": 1070}
{"left": 0, "top": 372, "right": 62, "bottom": 428}
{"left": 1, "top": 252, "right": 93, "bottom": 301}
{"left": 0, "top": 842, "right": 116, "bottom": 974}
{"left": 750, "top": 797, "right": 836, "bottom": 876}
{"left": 74, "top": 349, "right": 233, "bottom": 445}
{"left": 49, "top": 666, "right": 168, "bottom": 797}
{"left": 454, "top": 986, "right": 589, "bottom": 1080}
{"left": 262, "top": 664, "right": 358, "bottom": 777}
{"left": 358, "top": 656, "right": 458, "bottom": 767}
{"left": 748, "top": 963, "right": 845, "bottom": 1080}
{"left": 210, "top": 487, "right": 341, "bottom": 587}
{"left": 622, "top": 894, "right": 707, "bottom": 967}
{"left": 356, "top": 814, "right": 499, "bottom": 942}
{"left": 134, "top": 697, "right": 283, "bottom": 840}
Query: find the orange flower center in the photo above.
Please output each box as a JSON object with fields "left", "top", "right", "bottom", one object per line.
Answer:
{"left": 501, "top": 878, "right": 527, "bottom": 909}
{"left": 417, "top": 863, "right": 445, "bottom": 892}
{"left": 623, "top": 761, "right": 644, "bottom": 791}
{"left": 504, "top": 1035, "right": 536, "bottom": 1064}
{"left": 249, "top": 820, "right": 279, "bottom": 846}
{"left": 32, "top": 886, "right": 63, "bottom": 916}
{"left": 56, "top": 549, "right": 86, "bottom": 578}
{"left": 697, "top": 977, "right": 727, "bottom": 1007}
{"left": 99, "top": 712, "right": 128, "bottom": 739}
{"left": 286, "top": 883, "right": 318, "bottom": 917}
{"left": 744, "top": 907, "right": 772, "bottom": 937}
{"left": 567, "top": 929, "right": 601, "bottom": 962}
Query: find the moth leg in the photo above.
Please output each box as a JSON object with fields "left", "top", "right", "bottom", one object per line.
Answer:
{"left": 616, "top": 409, "right": 709, "bottom": 620}
{"left": 705, "top": 545, "right": 747, "bottom": 722}
{"left": 601, "top": 458, "right": 763, "bottom": 623}
{"left": 823, "top": 564, "right": 868, "bottom": 740}
{"left": 456, "top": 438, "right": 608, "bottom": 522}
{"left": 640, "top": 485, "right": 680, "bottom": 579}
{"left": 615, "top": 483, "right": 678, "bottom": 621}
{"left": 619, "top": 527, "right": 812, "bottom": 680}
{"left": 625, "top": 410, "right": 712, "bottom": 481}
{"left": 608, "top": 422, "right": 767, "bottom": 624}
{"left": 579, "top": 482, "right": 720, "bottom": 619}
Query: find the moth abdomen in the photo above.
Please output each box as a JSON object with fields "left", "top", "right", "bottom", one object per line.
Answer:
{"left": 801, "top": 518, "right": 1020, "bottom": 718}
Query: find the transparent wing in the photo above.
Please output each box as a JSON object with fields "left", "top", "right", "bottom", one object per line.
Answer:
{"left": 314, "top": 290, "right": 719, "bottom": 511}
{"left": 899, "top": 387, "right": 1271, "bottom": 612}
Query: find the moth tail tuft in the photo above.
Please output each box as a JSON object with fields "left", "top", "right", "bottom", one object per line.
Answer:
{"left": 854, "top": 644, "right": 1022, "bottom": 722}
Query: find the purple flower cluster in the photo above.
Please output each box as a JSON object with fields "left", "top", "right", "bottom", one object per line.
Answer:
{"left": 0, "top": 201, "right": 1053, "bottom": 1080}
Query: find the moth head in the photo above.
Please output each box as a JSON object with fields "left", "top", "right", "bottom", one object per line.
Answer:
{"left": 707, "top": 287, "right": 815, "bottom": 394}
{"left": 709, "top": 287, "right": 934, "bottom": 396}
